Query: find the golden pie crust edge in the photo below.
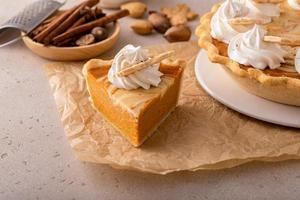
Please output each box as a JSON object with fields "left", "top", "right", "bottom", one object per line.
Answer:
{"left": 195, "top": 3, "right": 300, "bottom": 106}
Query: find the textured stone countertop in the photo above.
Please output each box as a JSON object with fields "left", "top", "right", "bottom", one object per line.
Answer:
{"left": 0, "top": 0, "right": 300, "bottom": 199}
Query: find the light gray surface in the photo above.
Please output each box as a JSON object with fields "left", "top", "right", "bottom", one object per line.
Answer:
{"left": 0, "top": 0, "right": 300, "bottom": 200}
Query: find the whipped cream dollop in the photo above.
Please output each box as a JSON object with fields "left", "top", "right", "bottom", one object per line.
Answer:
{"left": 288, "top": 0, "right": 300, "bottom": 10}
{"left": 295, "top": 49, "right": 300, "bottom": 74}
{"left": 211, "top": 0, "right": 249, "bottom": 43}
{"left": 211, "top": 0, "right": 280, "bottom": 43}
{"left": 108, "top": 45, "right": 163, "bottom": 90}
{"left": 228, "top": 25, "right": 286, "bottom": 70}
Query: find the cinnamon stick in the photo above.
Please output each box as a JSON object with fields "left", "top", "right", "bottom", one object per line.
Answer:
{"left": 53, "top": 9, "right": 129, "bottom": 43}
{"left": 33, "top": 5, "right": 79, "bottom": 42}
{"left": 89, "top": 6, "right": 104, "bottom": 19}
{"left": 70, "top": 15, "right": 89, "bottom": 29}
{"left": 30, "top": 11, "right": 64, "bottom": 38}
{"left": 43, "top": 10, "right": 64, "bottom": 24}
{"left": 69, "top": 7, "right": 104, "bottom": 29}
{"left": 43, "top": 0, "right": 99, "bottom": 44}
{"left": 32, "top": 23, "right": 49, "bottom": 36}
{"left": 55, "top": 37, "right": 76, "bottom": 47}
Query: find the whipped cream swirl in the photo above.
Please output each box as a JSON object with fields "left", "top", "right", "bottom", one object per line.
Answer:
{"left": 211, "top": 0, "right": 280, "bottom": 44}
{"left": 288, "top": 0, "right": 300, "bottom": 10}
{"left": 211, "top": 0, "right": 249, "bottom": 43}
{"left": 108, "top": 45, "right": 163, "bottom": 90}
{"left": 228, "top": 25, "right": 286, "bottom": 70}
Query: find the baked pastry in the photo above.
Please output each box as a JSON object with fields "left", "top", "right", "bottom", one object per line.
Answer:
{"left": 83, "top": 45, "right": 184, "bottom": 147}
{"left": 196, "top": 0, "right": 300, "bottom": 106}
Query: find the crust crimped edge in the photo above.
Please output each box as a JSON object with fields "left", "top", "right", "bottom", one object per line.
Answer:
{"left": 195, "top": 3, "right": 300, "bottom": 106}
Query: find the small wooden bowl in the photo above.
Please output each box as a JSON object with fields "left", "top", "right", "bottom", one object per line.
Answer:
{"left": 22, "top": 23, "right": 120, "bottom": 61}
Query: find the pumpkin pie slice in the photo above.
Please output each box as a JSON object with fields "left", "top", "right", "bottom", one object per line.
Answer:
{"left": 83, "top": 58, "right": 184, "bottom": 147}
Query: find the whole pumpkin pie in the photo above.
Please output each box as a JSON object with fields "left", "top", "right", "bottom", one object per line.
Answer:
{"left": 196, "top": 0, "right": 300, "bottom": 106}
{"left": 83, "top": 45, "right": 184, "bottom": 147}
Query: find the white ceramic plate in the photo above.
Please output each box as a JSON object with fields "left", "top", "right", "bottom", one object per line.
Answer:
{"left": 194, "top": 50, "right": 300, "bottom": 128}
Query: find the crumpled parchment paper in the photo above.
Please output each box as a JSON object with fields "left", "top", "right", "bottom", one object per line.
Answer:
{"left": 44, "top": 41, "right": 300, "bottom": 175}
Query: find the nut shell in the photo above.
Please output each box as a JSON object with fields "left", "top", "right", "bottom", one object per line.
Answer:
{"left": 148, "top": 12, "right": 171, "bottom": 34}
{"left": 76, "top": 34, "right": 95, "bottom": 46}
{"left": 164, "top": 25, "right": 191, "bottom": 43}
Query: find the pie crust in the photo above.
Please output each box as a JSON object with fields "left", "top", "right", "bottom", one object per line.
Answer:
{"left": 195, "top": 3, "right": 300, "bottom": 106}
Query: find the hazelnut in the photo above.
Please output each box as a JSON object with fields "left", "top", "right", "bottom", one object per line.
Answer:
{"left": 121, "top": 2, "right": 147, "bottom": 18}
{"left": 148, "top": 12, "right": 171, "bottom": 34}
{"left": 164, "top": 25, "right": 191, "bottom": 43}
{"left": 76, "top": 34, "right": 95, "bottom": 46}
{"left": 91, "top": 27, "right": 108, "bottom": 41}
{"left": 131, "top": 20, "right": 153, "bottom": 35}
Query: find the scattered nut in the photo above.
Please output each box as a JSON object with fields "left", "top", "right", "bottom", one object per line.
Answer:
{"left": 164, "top": 25, "right": 191, "bottom": 43}
{"left": 161, "top": 3, "right": 198, "bottom": 26}
{"left": 131, "top": 20, "right": 153, "bottom": 35}
{"left": 91, "top": 27, "right": 108, "bottom": 41}
{"left": 148, "top": 12, "right": 171, "bottom": 34}
{"left": 121, "top": 2, "right": 147, "bottom": 18}
{"left": 129, "top": 4, "right": 195, "bottom": 43}
{"left": 76, "top": 34, "right": 95, "bottom": 46}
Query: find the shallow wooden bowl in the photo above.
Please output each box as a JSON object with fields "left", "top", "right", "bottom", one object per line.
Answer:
{"left": 22, "top": 23, "right": 120, "bottom": 61}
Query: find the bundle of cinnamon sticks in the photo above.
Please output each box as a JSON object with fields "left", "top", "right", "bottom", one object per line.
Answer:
{"left": 30, "top": 0, "right": 129, "bottom": 47}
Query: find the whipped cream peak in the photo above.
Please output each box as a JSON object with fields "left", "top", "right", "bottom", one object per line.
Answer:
{"left": 108, "top": 45, "right": 163, "bottom": 90}
{"left": 211, "top": 0, "right": 249, "bottom": 43}
{"left": 244, "top": 23, "right": 265, "bottom": 49}
{"left": 228, "top": 25, "right": 286, "bottom": 70}
{"left": 288, "top": 0, "right": 300, "bottom": 10}
{"left": 229, "top": 0, "right": 249, "bottom": 18}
